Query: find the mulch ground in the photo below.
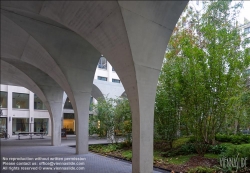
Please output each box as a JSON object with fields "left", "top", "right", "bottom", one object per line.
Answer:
{"left": 154, "top": 155, "right": 218, "bottom": 172}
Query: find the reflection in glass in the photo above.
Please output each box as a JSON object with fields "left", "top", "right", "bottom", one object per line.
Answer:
{"left": 0, "top": 91, "right": 7, "bottom": 108}
{"left": 98, "top": 56, "right": 107, "bottom": 69}
{"left": 12, "top": 118, "right": 29, "bottom": 134}
{"left": 34, "top": 118, "right": 48, "bottom": 133}
{"left": 12, "top": 93, "right": 29, "bottom": 109}
{"left": 34, "top": 94, "right": 47, "bottom": 110}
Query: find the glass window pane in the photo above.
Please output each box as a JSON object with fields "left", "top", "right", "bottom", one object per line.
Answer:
{"left": 97, "top": 76, "right": 107, "bottom": 81}
{"left": 12, "top": 93, "right": 29, "bottom": 109}
{"left": 98, "top": 56, "right": 107, "bottom": 69}
{"left": 112, "top": 79, "right": 120, "bottom": 83}
{"left": 12, "top": 118, "right": 29, "bottom": 134}
{"left": 0, "top": 91, "right": 8, "bottom": 108}
{"left": 245, "top": 27, "right": 250, "bottom": 34}
{"left": 63, "top": 113, "right": 75, "bottom": 134}
{"left": 34, "top": 118, "right": 48, "bottom": 133}
{"left": 34, "top": 94, "right": 47, "bottom": 110}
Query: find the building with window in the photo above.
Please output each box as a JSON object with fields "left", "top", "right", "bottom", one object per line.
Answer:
{"left": 0, "top": 56, "right": 124, "bottom": 137}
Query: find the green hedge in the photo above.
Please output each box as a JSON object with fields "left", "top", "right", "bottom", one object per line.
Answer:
{"left": 215, "top": 134, "right": 250, "bottom": 144}
{"left": 220, "top": 144, "right": 250, "bottom": 166}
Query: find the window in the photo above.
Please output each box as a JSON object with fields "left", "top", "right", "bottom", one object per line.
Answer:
{"left": 0, "top": 91, "right": 8, "bottom": 108}
{"left": 244, "top": 27, "right": 250, "bottom": 34}
{"left": 112, "top": 79, "right": 120, "bottom": 83}
{"left": 98, "top": 56, "right": 107, "bottom": 69}
{"left": 12, "top": 118, "right": 29, "bottom": 133}
{"left": 34, "top": 94, "right": 47, "bottom": 110}
{"left": 112, "top": 67, "right": 115, "bottom": 71}
{"left": 196, "top": 1, "right": 199, "bottom": 5}
{"left": 246, "top": 37, "right": 250, "bottom": 45}
{"left": 98, "top": 76, "right": 107, "bottom": 81}
{"left": 63, "top": 113, "right": 75, "bottom": 134}
{"left": 34, "top": 118, "right": 48, "bottom": 133}
{"left": 12, "top": 93, "right": 29, "bottom": 109}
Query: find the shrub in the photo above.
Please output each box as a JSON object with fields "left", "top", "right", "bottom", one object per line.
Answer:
{"left": 215, "top": 134, "right": 250, "bottom": 144}
{"left": 179, "top": 143, "right": 197, "bottom": 155}
{"left": 161, "top": 143, "right": 197, "bottom": 157}
{"left": 208, "top": 145, "right": 227, "bottom": 154}
{"left": 220, "top": 144, "right": 250, "bottom": 166}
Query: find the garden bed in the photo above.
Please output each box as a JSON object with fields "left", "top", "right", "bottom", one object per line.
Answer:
{"left": 88, "top": 144, "right": 219, "bottom": 173}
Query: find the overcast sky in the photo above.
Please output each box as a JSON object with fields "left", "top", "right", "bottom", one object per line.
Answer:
{"left": 239, "top": 1, "right": 250, "bottom": 24}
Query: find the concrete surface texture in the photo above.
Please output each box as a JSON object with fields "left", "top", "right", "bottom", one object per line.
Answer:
{"left": 1, "top": 1, "right": 188, "bottom": 172}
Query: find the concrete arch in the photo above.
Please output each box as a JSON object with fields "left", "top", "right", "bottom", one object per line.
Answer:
{"left": 1, "top": 11, "right": 101, "bottom": 153}
{"left": 1, "top": 59, "right": 64, "bottom": 146}
{"left": 91, "top": 83, "right": 105, "bottom": 100}
{"left": 120, "top": 91, "right": 127, "bottom": 98}
{"left": 1, "top": 2, "right": 188, "bottom": 172}
{"left": 62, "top": 83, "right": 104, "bottom": 109}
{"left": 0, "top": 60, "right": 57, "bottom": 142}
{"left": 93, "top": 79, "right": 125, "bottom": 99}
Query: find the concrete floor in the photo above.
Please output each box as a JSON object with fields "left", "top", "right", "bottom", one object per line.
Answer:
{"left": 0, "top": 136, "right": 168, "bottom": 173}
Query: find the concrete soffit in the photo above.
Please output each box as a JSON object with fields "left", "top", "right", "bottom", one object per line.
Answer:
{"left": 0, "top": 60, "right": 53, "bottom": 121}
{"left": 0, "top": 11, "right": 79, "bottom": 117}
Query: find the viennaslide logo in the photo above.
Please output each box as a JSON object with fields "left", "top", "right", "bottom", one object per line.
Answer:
{"left": 219, "top": 156, "right": 248, "bottom": 170}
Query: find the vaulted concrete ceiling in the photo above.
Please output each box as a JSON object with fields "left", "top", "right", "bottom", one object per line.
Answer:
{"left": 1, "top": 1, "right": 188, "bottom": 172}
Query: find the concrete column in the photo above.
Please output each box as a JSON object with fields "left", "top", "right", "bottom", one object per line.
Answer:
{"left": 74, "top": 91, "right": 91, "bottom": 154}
{"left": 29, "top": 92, "right": 34, "bottom": 132}
{"left": 131, "top": 67, "right": 160, "bottom": 173}
{"left": 49, "top": 102, "right": 63, "bottom": 146}
{"left": 107, "top": 62, "right": 113, "bottom": 82}
{"left": 7, "top": 86, "right": 12, "bottom": 136}
{"left": 41, "top": 86, "right": 64, "bottom": 146}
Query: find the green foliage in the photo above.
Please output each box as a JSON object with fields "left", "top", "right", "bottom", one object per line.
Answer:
{"left": 208, "top": 145, "right": 227, "bottom": 154}
{"left": 188, "top": 166, "right": 216, "bottom": 173}
{"left": 161, "top": 143, "right": 196, "bottom": 157}
{"left": 155, "top": 0, "right": 250, "bottom": 156}
{"left": 215, "top": 134, "right": 250, "bottom": 144}
{"left": 220, "top": 144, "right": 250, "bottom": 162}
{"left": 122, "top": 150, "right": 132, "bottom": 160}
{"left": 173, "top": 137, "right": 191, "bottom": 148}
{"left": 90, "top": 97, "right": 132, "bottom": 143}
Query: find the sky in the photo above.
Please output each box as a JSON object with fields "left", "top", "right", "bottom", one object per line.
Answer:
{"left": 238, "top": 1, "right": 250, "bottom": 24}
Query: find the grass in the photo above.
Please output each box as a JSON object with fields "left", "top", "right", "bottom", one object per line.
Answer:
{"left": 122, "top": 150, "right": 132, "bottom": 160}
{"left": 204, "top": 153, "right": 219, "bottom": 159}
{"left": 167, "top": 154, "right": 195, "bottom": 165}
{"left": 154, "top": 150, "right": 194, "bottom": 165}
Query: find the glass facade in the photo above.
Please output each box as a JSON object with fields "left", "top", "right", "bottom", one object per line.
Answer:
{"left": 97, "top": 76, "right": 107, "bottom": 81}
{"left": 98, "top": 56, "right": 107, "bottom": 69}
{"left": 12, "top": 118, "right": 29, "bottom": 134}
{"left": 0, "top": 91, "right": 7, "bottom": 108}
{"left": 63, "top": 113, "right": 75, "bottom": 134}
{"left": 244, "top": 27, "right": 250, "bottom": 34}
{"left": 112, "top": 79, "right": 120, "bottom": 83}
{"left": 0, "top": 118, "right": 7, "bottom": 133}
{"left": 34, "top": 94, "right": 47, "bottom": 110}
{"left": 12, "top": 93, "right": 29, "bottom": 109}
{"left": 34, "top": 118, "right": 48, "bottom": 133}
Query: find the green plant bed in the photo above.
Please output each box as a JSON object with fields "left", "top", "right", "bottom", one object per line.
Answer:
{"left": 89, "top": 142, "right": 221, "bottom": 173}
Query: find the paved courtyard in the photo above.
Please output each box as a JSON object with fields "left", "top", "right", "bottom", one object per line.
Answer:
{"left": 0, "top": 136, "right": 168, "bottom": 173}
